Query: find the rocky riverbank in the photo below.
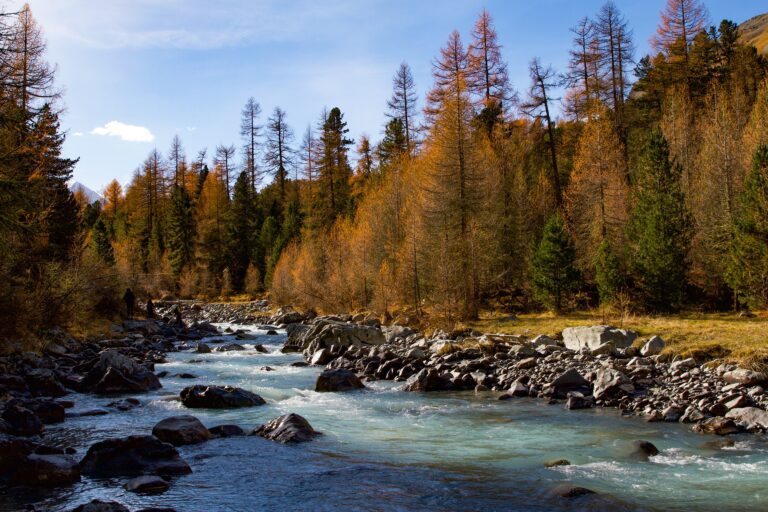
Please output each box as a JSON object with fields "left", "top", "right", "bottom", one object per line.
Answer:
{"left": 284, "top": 313, "right": 768, "bottom": 435}
{"left": 2, "top": 302, "right": 767, "bottom": 511}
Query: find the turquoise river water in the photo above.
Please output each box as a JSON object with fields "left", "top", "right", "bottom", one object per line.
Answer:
{"left": 5, "top": 324, "right": 768, "bottom": 511}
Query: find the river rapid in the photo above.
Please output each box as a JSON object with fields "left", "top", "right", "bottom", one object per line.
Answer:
{"left": 7, "top": 323, "right": 768, "bottom": 512}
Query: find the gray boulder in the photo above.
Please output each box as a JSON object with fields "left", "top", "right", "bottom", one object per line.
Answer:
{"left": 72, "top": 500, "right": 131, "bottom": 512}
{"left": 252, "top": 413, "right": 320, "bottom": 443}
{"left": 640, "top": 335, "right": 665, "bottom": 356}
{"left": 124, "top": 475, "right": 169, "bottom": 494}
{"left": 152, "top": 415, "right": 212, "bottom": 446}
{"left": 180, "top": 385, "right": 266, "bottom": 408}
{"left": 561, "top": 325, "right": 637, "bottom": 351}
{"left": 593, "top": 368, "right": 634, "bottom": 401}
{"left": 10, "top": 454, "right": 80, "bottom": 486}
{"left": 80, "top": 435, "right": 191, "bottom": 477}
{"left": 302, "top": 318, "right": 386, "bottom": 357}
{"left": 315, "top": 369, "right": 365, "bottom": 392}
{"left": 725, "top": 407, "right": 768, "bottom": 430}
{"left": 723, "top": 369, "right": 768, "bottom": 386}
{"left": 550, "top": 369, "right": 591, "bottom": 398}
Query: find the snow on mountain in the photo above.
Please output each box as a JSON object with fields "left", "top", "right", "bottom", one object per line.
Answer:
{"left": 69, "top": 181, "right": 103, "bottom": 204}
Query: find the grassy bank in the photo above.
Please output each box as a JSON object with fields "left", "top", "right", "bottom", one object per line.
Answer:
{"left": 461, "top": 311, "right": 768, "bottom": 370}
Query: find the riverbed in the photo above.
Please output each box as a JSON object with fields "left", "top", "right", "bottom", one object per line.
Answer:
{"left": 7, "top": 324, "right": 768, "bottom": 511}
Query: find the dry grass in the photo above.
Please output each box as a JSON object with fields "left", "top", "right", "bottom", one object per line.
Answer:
{"left": 463, "top": 310, "right": 768, "bottom": 370}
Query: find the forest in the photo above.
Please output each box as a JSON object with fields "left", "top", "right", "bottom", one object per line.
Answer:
{"left": 2, "top": 0, "right": 768, "bottom": 341}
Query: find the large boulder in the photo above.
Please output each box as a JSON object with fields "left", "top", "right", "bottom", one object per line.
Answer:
{"left": 80, "top": 435, "right": 191, "bottom": 477}
{"left": 550, "top": 369, "right": 591, "bottom": 398}
{"left": 82, "top": 350, "right": 161, "bottom": 395}
{"left": 180, "top": 385, "right": 266, "bottom": 408}
{"left": 315, "top": 369, "right": 365, "bottom": 392}
{"left": 152, "top": 415, "right": 212, "bottom": 446}
{"left": 2, "top": 403, "right": 43, "bottom": 437}
{"left": 725, "top": 407, "right": 768, "bottom": 430}
{"left": 10, "top": 454, "right": 80, "bottom": 486}
{"left": 301, "top": 318, "right": 386, "bottom": 356}
{"left": 26, "top": 369, "right": 67, "bottom": 397}
{"left": 213, "top": 342, "right": 246, "bottom": 352}
{"left": 252, "top": 413, "right": 320, "bottom": 443}
{"left": 640, "top": 335, "right": 665, "bottom": 356}
{"left": 72, "top": 500, "right": 130, "bottom": 512}
{"left": 722, "top": 369, "right": 768, "bottom": 386}
{"left": 630, "top": 440, "right": 659, "bottom": 460}
{"left": 561, "top": 326, "right": 637, "bottom": 352}
{"left": 593, "top": 368, "right": 635, "bottom": 401}
{"left": 0, "top": 434, "right": 35, "bottom": 476}
{"left": 403, "top": 368, "right": 450, "bottom": 392}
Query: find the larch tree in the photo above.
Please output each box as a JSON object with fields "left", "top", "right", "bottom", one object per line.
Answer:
{"left": 521, "top": 58, "right": 562, "bottom": 208}
{"left": 168, "top": 134, "right": 186, "bottom": 188}
{"left": 566, "top": 102, "right": 628, "bottom": 272}
{"left": 467, "top": 9, "right": 512, "bottom": 119}
{"left": 240, "top": 97, "right": 262, "bottom": 193}
{"left": 651, "top": 0, "right": 709, "bottom": 59}
{"left": 299, "top": 125, "right": 316, "bottom": 204}
{"left": 423, "top": 30, "right": 481, "bottom": 319}
{"left": 595, "top": 1, "right": 633, "bottom": 138}
{"left": 565, "top": 16, "right": 600, "bottom": 118}
{"left": 214, "top": 144, "right": 236, "bottom": 200}
{"left": 10, "top": 4, "right": 57, "bottom": 116}
{"left": 355, "top": 134, "right": 375, "bottom": 177}
{"left": 265, "top": 106, "right": 295, "bottom": 202}
{"left": 386, "top": 62, "right": 418, "bottom": 155}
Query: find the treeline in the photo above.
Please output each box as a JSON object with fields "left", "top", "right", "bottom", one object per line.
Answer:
{"left": 80, "top": 1, "right": 768, "bottom": 321}
{"left": 0, "top": 5, "right": 120, "bottom": 340}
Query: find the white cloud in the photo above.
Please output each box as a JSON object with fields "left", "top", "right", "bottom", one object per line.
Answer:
{"left": 72, "top": 131, "right": 83, "bottom": 137}
{"left": 91, "top": 121, "right": 154, "bottom": 142}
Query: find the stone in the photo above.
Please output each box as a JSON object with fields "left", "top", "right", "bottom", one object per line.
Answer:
{"left": 593, "top": 368, "right": 634, "bottom": 401}
{"left": 83, "top": 350, "right": 161, "bottom": 395}
{"left": 214, "top": 342, "right": 246, "bottom": 352}
{"left": 252, "top": 413, "right": 320, "bottom": 443}
{"left": 550, "top": 369, "right": 591, "bottom": 398}
{"left": 509, "top": 345, "right": 536, "bottom": 358}
{"left": 80, "top": 435, "right": 192, "bottom": 477}
{"left": 561, "top": 325, "right": 637, "bottom": 351}
{"left": 722, "top": 369, "right": 768, "bottom": 386}
{"left": 26, "top": 369, "right": 67, "bottom": 397}
{"left": 630, "top": 440, "right": 659, "bottom": 460}
{"left": 385, "top": 324, "right": 416, "bottom": 343}
{"left": 152, "top": 415, "right": 213, "bottom": 446}
{"left": 180, "top": 385, "right": 266, "bottom": 408}
{"left": 662, "top": 406, "right": 684, "bottom": 422}
{"left": 566, "top": 392, "right": 594, "bottom": 410}
{"left": 2, "top": 404, "right": 43, "bottom": 437}
{"left": 310, "top": 348, "right": 332, "bottom": 366}
{"left": 0, "top": 434, "right": 35, "bottom": 476}
{"left": 725, "top": 407, "right": 768, "bottom": 430}
{"left": 209, "top": 424, "right": 245, "bottom": 437}
{"left": 551, "top": 484, "right": 596, "bottom": 498}
{"left": 315, "top": 369, "right": 365, "bottom": 392}
{"left": 106, "top": 398, "right": 141, "bottom": 411}
{"left": 545, "top": 459, "right": 571, "bottom": 467}
{"left": 693, "top": 417, "right": 739, "bottom": 436}
{"left": 195, "top": 343, "right": 211, "bottom": 354}
{"left": 72, "top": 499, "right": 131, "bottom": 512}
{"left": 531, "top": 335, "right": 558, "bottom": 347}
{"left": 403, "top": 368, "right": 449, "bottom": 392}
{"left": 301, "top": 319, "right": 386, "bottom": 356}
{"left": 516, "top": 357, "right": 537, "bottom": 370}
{"left": 124, "top": 475, "right": 170, "bottom": 494}
{"left": 640, "top": 335, "right": 665, "bottom": 356}
{"left": 10, "top": 453, "right": 80, "bottom": 486}
{"left": 507, "top": 380, "right": 529, "bottom": 398}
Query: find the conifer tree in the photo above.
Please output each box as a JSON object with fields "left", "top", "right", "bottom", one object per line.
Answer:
{"left": 386, "top": 62, "right": 418, "bottom": 155}
{"left": 227, "top": 172, "right": 256, "bottom": 291}
{"left": 265, "top": 107, "right": 295, "bottom": 202}
{"left": 240, "top": 97, "right": 262, "bottom": 192}
{"left": 629, "top": 130, "right": 692, "bottom": 312}
{"left": 166, "top": 185, "right": 195, "bottom": 279}
{"left": 726, "top": 145, "right": 768, "bottom": 308}
{"left": 531, "top": 212, "right": 580, "bottom": 312}
{"left": 92, "top": 218, "right": 115, "bottom": 265}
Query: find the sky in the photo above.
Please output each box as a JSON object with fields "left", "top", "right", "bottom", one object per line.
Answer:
{"left": 8, "top": 0, "right": 767, "bottom": 193}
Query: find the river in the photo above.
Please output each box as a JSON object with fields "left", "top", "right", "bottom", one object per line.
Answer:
{"left": 7, "top": 323, "right": 768, "bottom": 512}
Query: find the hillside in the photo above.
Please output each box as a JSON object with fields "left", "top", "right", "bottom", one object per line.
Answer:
{"left": 740, "top": 12, "right": 768, "bottom": 55}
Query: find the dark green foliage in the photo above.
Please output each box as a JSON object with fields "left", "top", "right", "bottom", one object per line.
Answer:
{"left": 595, "top": 240, "right": 624, "bottom": 305}
{"left": 531, "top": 212, "right": 580, "bottom": 312}
{"left": 379, "top": 117, "right": 406, "bottom": 166}
{"left": 166, "top": 185, "right": 196, "bottom": 278}
{"left": 312, "top": 107, "right": 353, "bottom": 226}
{"left": 92, "top": 218, "right": 115, "bottom": 265}
{"left": 726, "top": 145, "right": 768, "bottom": 308}
{"left": 227, "top": 172, "right": 257, "bottom": 291}
{"left": 258, "top": 215, "right": 279, "bottom": 279}
{"left": 628, "top": 130, "right": 692, "bottom": 312}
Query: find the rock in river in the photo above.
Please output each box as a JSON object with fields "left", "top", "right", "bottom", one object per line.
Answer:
{"left": 80, "top": 435, "right": 192, "bottom": 477}
{"left": 315, "top": 369, "right": 365, "bottom": 392}
{"left": 252, "top": 413, "right": 320, "bottom": 443}
{"left": 81, "top": 350, "right": 161, "bottom": 395}
{"left": 152, "top": 415, "right": 212, "bottom": 446}
{"left": 72, "top": 500, "right": 131, "bottom": 512}
{"left": 630, "top": 440, "right": 659, "bottom": 460}
{"left": 124, "top": 475, "right": 170, "bottom": 494}
{"left": 180, "top": 385, "right": 266, "bottom": 408}
{"left": 10, "top": 453, "right": 80, "bottom": 487}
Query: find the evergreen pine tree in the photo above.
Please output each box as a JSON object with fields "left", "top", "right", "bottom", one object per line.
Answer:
{"left": 595, "top": 240, "right": 623, "bottom": 305}
{"left": 531, "top": 212, "right": 580, "bottom": 312}
{"left": 92, "top": 218, "right": 115, "bottom": 265}
{"left": 227, "top": 172, "right": 256, "bottom": 291}
{"left": 726, "top": 145, "right": 768, "bottom": 308}
{"left": 166, "top": 185, "right": 196, "bottom": 278}
{"left": 629, "top": 130, "right": 692, "bottom": 312}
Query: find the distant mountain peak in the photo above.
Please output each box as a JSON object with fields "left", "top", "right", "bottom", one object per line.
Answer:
{"left": 740, "top": 13, "right": 768, "bottom": 55}
{"left": 69, "top": 181, "right": 103, "bottom": 204}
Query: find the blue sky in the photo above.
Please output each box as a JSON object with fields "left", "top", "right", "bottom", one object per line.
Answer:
{"left": 12, "top": 0, "right": 767, "bottom": 192}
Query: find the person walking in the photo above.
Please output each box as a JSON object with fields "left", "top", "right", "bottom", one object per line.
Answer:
{"left": 123, "top": 288, "right": 136, "bottom": 320}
